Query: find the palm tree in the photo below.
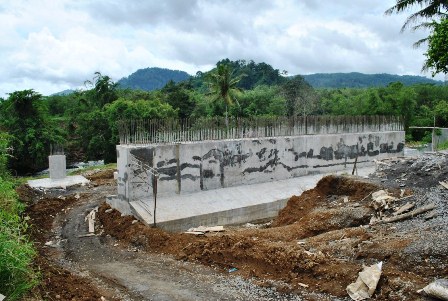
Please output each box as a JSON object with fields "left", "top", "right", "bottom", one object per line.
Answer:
{"left": 205, "top": 63, "right": 244, "bottom": 125}
{"left": 385, "top": 0, "right": 448, "bottom": 31}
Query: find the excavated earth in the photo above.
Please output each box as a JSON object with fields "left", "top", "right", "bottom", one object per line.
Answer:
{"left": 20, "top": 153, "right": 448, "bottom": 300}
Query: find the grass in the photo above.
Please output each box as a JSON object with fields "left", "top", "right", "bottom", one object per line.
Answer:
{"left": 67, "top": 162, "right": 117, "bottom": 176}
{"left": 437, "top": 140, "right": 448, "bottom": 151}
{"left": 0, "top": 177, "right": 39, "bottom": 300}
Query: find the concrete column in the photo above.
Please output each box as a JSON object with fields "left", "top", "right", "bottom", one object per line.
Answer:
{"left": 49, "top": 155, "right": 66, "bottom": 180}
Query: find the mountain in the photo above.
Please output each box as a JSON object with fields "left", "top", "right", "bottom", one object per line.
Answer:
{"left": 117, "top": 67, "right": 190, "bottom": 91}
{"left": 51, "top": 89, "right": 75, "bottom": 96}
{"left": 301, "top": 72, "right": 443, "bottom": 88}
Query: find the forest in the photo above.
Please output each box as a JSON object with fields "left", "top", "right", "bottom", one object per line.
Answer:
{"left": 1, "top": 59, "right": 448, "bottom": 176}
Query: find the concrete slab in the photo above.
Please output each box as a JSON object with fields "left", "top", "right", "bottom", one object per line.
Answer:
{"left": 28, "top": 175, "right": 89, "bottom": 189}
{"left": 126, "top": 166, "right": 375, "bottom": 232}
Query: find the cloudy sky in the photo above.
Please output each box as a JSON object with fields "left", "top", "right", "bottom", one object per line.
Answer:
{"left": 0, "top": 0, "right": 442, "bottom": 98}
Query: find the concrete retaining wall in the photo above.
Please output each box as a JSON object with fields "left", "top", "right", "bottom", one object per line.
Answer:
{"left": 116, "top": 131, "right": 404, "bottom": 203}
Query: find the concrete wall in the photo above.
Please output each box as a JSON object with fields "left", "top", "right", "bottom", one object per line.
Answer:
{"left": 116, "top": 131, "right": 404, "bottom": 203}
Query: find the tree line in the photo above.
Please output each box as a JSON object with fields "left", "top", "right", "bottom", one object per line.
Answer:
{"left": 1, "top": 60, "right": 447, "bottom": 175}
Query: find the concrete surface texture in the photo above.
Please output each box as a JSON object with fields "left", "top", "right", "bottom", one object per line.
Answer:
{"left": 116, "top": 131, "right": 404, "bottom": 202}
{"left": 49, "top": 155, "right": 66, "bottom": 180}
{"left": 109, "top": 166, "right": 375, "bottom": 232}
{"left": 28, "top": 175, "right": 89, "bottom": 189}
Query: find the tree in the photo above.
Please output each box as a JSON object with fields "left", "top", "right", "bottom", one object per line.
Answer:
{"left": 205, "top": 63, "right": 244, "bottom": 121}
{"left": 161, "top": 80, "right": 196, "bottom": 119}
{"left": 423, "top": 18, "right": 448, "bottom": 75}
{"left": 0, "top": 90, "right": 64, "bottom": 173}
{"left": 385, "top": 0, "right": 448, "bottom": 31}
{"left": 386, "top": 1, "right": 448, "bottom": 75}
{"left": 84, "top": 72, "right": 118, "bottom": 108}
{"left": 236, "top": 85, "right": 286, "bottom": 117}
{"left": 281, "top": 76, "right": 319, "bottom": 117}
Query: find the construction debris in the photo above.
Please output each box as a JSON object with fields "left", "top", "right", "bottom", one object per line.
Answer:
{"left": 393, "top": 202, "right": 415, "bottom": 216}
{"left": 371, "top": 190, "right": 396, "bottom": 210}
{"left": 440, "top": 181, "right": 448, "bottom": 190}
{"left": 85, "top": 207, "right": 98, "bottom": 233}
{"left": 184, "top": 231, "right": 206, "bottom": 236}
{"left": 373, "top": 203, "right": 436, "bottom": 224}
{"left": 185, "top": 225, "right": 225, "bottom": 235}
{"left": 347, "top": 262, "right": 383, "bottom": 301}
{"left": 419, "top": 279, "right": 448, "bottom": 300}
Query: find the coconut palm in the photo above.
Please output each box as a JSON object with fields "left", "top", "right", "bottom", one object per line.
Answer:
{"left": 205, "top": 63, "right": 244, "bottom": 124}
{"left": 385, "top": 0, "right": 448, "bottom": 31}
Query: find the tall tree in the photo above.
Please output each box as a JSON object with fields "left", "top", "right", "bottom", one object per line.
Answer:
{"left": 281, "top": 76, "right": 319, "bottom": 117}
{"left": 386, "top": 1, "right": 448, "bottom": 75}
{"left": 0, "top": 90, "right": 64, "bottom": 173}
{"left": 84, "top": 72, "right": 118, "bottom": 108}
{"left": 423, "top": 18, "right": 448, "bottom": 74}
{"left": 205, "top": 63, "right": 244, "bottom": 121}
{"left": 385, "top": 0, "right": 448, "bottom": 31}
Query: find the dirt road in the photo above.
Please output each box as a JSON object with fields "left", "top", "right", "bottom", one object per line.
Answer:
{"left": 59, "top": 190, "right": 306, "bottom": 301}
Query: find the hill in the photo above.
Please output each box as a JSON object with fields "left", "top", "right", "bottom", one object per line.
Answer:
{"left": 117, "top": 67, "right": 190, "bottom": 91}
{"left": 302, "top": 72, "right": 443, "bottom": 88}
{"left": 51, "top": 89, "right": 75, "bottom": 96}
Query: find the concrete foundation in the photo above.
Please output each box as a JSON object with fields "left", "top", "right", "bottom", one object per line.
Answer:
{"left": 107, "top": 166, "right": 376, "bottom": 232}
{"left": 28, "top": 175, "right": 89, "bottom": 189}
{"left": 117, "top": 131, "right": 404, "bottom": 201}
{"left": 108, "top": 130, "right": 404, "bottom": 231}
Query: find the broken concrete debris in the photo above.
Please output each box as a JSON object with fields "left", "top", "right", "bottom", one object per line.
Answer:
{"left": 185, "top": 225, "right": 225, "bottom": 235}
{"left": 440, "top": 181, "right": 448, "bottom": 190}
{"left": 347, "top": 262, "right": 382, "bottom": 301}
{"left": 373, "top": 203, "right": 436, "bottom": 224}
{"left": 85, "top": 207, "right": 98, "bottom": 233}
{"left": 393, "top": 202, "right": 415, "bottom": 216}
{"left": 419, "top": 279, "right": 448, "bottom": 300}
{"left": 371, "top": 190, "right": 397, "bottom": 210}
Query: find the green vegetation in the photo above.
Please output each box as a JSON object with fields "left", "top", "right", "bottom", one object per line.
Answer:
{"left": 437, "top": 140, "right": 448, "bottom": 150}
{"left": 0, "top": 56, "right": 447, "bottom": 299}
{"left": 68, "top": 162, "right": 117, "bottom": 176}
{"left": 118, "top": 67, "right": 190, "bottom": 91}
{"left": 0, "top": 133, "right": 39, "bottom": 300}
{"left": 1, "top": 59, "right": 448, "bottom": 175}
{"left": 302, "top": 72, "right": 442, "bottom": 88}
{"left": 386, "top": 0, "right": 448, "bottom": 76}
{"left": 424, "top": 18, "right": 448, "bottom": 75}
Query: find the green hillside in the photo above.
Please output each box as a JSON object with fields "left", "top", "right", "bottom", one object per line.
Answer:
{"left": 118, "top": 67, "right": 190, "bottom": 91}
{"left": 302, "top": 72, "right": 443, "bottom": 88}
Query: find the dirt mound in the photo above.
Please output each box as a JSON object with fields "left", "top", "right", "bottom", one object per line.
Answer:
{"left": 273, "top": 175, "right": 379, "bottom": 227}
{"left": 97, "top": 169, "right": 447, "bottom": 300}
{"left": 98, "top": 203, "right": 176, "bottom": 251}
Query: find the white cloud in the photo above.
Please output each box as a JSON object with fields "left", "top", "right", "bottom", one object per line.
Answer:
{"left": 0, "top": 0, "right": 444, "bottom": 98}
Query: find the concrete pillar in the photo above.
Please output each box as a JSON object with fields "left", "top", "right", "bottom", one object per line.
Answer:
{"left": 49, "top": 155, "right": 66, "bottom": 180}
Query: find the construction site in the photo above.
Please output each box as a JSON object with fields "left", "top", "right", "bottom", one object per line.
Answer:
{"left": 22, "top": 116, "right": 448, "bottom": 301}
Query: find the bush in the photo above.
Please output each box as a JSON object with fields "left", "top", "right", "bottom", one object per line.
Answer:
{"left": 0, "top": 204, "right": 39, "bottom": 300}
{"left": 0, "top": 179, "right": 22, "bottom": 215}
{"left": 0, "top": 133, "right": 39, "bottom": 300}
